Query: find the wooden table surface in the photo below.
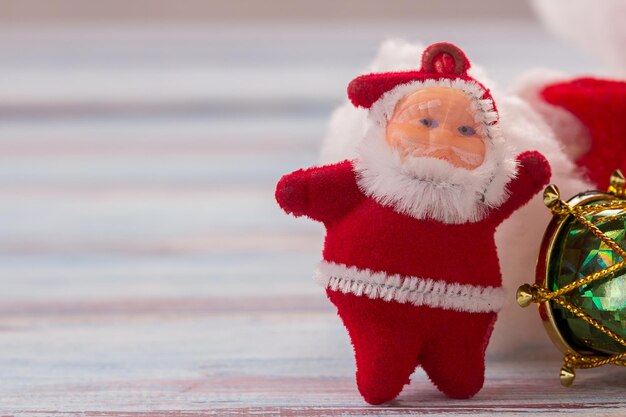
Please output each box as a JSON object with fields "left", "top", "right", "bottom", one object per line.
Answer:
{"left": 0, "top": 20, "right": 623, "bottom": 416}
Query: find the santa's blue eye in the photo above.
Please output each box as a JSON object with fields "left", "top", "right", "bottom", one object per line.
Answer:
{"left": 419, "top": 118, "right": 439, "bottom": 128}
{"left": 458, "top": 126, "right": 476, "bottom": 136}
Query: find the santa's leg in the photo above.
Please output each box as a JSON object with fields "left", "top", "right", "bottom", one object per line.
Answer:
{"left": 420, "top": 309, "right": 496, "bottom": 399}
{"left": 327, "top": 290, "right": 423, "bottom": 405}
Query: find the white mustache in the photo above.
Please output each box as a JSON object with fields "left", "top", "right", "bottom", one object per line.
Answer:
{"left": 399, "top": 138, "right": 483, "bottom": 166}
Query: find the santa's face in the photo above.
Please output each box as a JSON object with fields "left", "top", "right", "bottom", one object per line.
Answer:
{"left": 386, "top": 87, "right": 486, "bottom": 170}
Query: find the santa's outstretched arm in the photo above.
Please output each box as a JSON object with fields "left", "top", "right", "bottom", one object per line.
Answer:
{"left": 275, "top": 160, "right": 365, "bottom": 225}
{"left": 490, "top": 151, "right": 551, "bottom": 225}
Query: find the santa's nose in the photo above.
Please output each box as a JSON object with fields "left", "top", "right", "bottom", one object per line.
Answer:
{"left": 428, "top": 130, "right": 452, "bottom": 147}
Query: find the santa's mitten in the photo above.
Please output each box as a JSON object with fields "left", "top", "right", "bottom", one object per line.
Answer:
{"left": 277, "top": 42, "right": 550, "bottom": 404}
{"left": 540, "top": 78, "right": 626, "bottom": 189}
{"left": 276, "top": 161, "right": 364, "bottom": 225}
{"left": 517, "top": 150, "right": 552, "bottom": 189}
{"left": 490, "top": 150, "right": 551, "bottom": 225}
{"left": 275, "top": 169, "right": 310, "bottom": 217}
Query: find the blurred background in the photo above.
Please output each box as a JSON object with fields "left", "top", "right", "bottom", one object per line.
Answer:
{"left": 0, "top": 0, "right": 612, "bottom": 414}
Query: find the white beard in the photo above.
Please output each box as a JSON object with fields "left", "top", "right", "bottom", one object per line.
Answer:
{"left": 354, "top": 121, "right": 517, "bottom": 224}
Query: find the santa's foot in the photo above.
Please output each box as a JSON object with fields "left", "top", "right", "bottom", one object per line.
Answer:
{"left": 421, "top": 309, "right": 496, "bottom": 399}
{"left": 327, "top": 291, "right": 424, "bottom": 405}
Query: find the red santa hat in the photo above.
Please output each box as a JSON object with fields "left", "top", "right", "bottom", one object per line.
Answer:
{"left": 347, "top": 43, "right": 487, "bottom": 108}
{"left": 348, "top": 42, "right": 518, "bottom": 224}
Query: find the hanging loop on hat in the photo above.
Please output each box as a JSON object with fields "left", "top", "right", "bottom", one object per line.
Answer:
{"left": 421, "top": 42, "right": 471, "bottom": 76}
{"left": 347, "top": 42, "right": 477, "bottom": 109}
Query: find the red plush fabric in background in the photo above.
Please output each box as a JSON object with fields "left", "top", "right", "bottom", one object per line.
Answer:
{"left": 275, "top": 152, "right": 550, "bottom": 404}
{"left": 541, "top": 78, "right": 626, "bottom": 189}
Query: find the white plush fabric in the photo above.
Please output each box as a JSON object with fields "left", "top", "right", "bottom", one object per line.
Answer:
{"left": 489, "top": 92, "right": 591, "bottom": 354}
{"left": 315, "top": 261, "right": 504, "bottom": 313}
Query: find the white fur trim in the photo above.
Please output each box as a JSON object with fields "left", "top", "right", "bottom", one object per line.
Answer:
{"left": 315, "top": 261, "right": 504, "bottom": 313}
{"left": 368, "top": 78, "right": 499, "bottom": 129}
{"left": 354, "top": 78, "right": 518, "bottom": 224}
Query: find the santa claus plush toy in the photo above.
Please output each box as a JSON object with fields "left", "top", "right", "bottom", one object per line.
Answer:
{"left": 275, "top": 42, "right": 551, "bottom": 404}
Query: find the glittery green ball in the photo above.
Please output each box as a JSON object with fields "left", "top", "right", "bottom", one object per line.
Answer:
{"left": 548, "top": 202, "right": 626, "bottom": 355}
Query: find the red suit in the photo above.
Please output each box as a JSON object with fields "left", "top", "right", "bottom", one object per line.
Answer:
{"left": 276, "top": 154, "right": 550, "bottom": 404}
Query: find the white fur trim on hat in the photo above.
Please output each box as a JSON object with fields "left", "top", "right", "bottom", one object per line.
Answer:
{"left": 368, "top": 78, "right": 499, "bottom": 128}
{"left": 354, "top": 78, "right": 518, "bottom": 224}
{"left": 315, "top": 261, "right": 504, "bottom": 313}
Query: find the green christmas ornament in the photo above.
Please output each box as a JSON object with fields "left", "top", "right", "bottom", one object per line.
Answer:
{"left": 518, "top": 170, "right": 626, "bottom": 386}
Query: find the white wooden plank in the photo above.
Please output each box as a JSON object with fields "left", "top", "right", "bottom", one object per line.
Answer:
{"left": 0, "top": 153, "right": 314, "bottom": 185}
{"left": 0, "top": 304, "right": 624, "bottom": 415}
{"left": 0, "top": 115, "right": 326, "bottom": 143}
{"left": 0, "top": 186, "right": 319, "bottom": 239}
{"left": 0, "top": 21, "right": 595, "bottom": 110}
{"left": 0, "top": 249, "right": 324, "bottom": 301}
